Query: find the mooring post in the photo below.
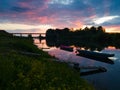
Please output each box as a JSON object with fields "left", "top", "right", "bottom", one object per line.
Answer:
{"left": 20, "top": 33, "right": 22, "bottom": 37}
{"left": 39, "top": 34, "right": 41, "bottom": 37}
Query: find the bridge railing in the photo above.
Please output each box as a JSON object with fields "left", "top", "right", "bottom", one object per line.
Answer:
{"left": 11, "top": 33, "right": 46, "bottom": 37}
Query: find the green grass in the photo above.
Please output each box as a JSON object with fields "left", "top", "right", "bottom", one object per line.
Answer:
{"left": 0, "top": 30, "right": 94, "bottom": 90}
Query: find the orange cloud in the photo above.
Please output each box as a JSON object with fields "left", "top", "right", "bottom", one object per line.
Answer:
{"left": 73, "top": 20, "right": 84, "bottom": 29}
{"left": 105, "top": 25, "right": 120, "bottom": 33}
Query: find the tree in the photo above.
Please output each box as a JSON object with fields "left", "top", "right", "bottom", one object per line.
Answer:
{"left": 83, "top": 27, "right": 89, "bottom": 31}
{"left": 90, "top": 26, "right": 97, "bottom": 32}
{"left": 97, "top": 26, "right": 105, "bottom": 32}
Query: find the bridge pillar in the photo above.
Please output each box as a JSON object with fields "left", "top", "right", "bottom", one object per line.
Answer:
{"left": 20, "top": 34, "right": 22, "bottom": 37}
{"left": 28, "top": 34, "right": 32, "bottom": 38}
{"left": 39, "top": 34, "right": 41, "bottom": 37}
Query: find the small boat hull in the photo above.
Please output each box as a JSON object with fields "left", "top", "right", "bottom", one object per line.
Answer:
{"left": 60, "top": 45, "right": 114, "bottom": 64}
{"left": 60, "top": 45, "right": 73, "bottom": 52}
{"left": 77, "top": 50, "right": 114, "bottom": 58}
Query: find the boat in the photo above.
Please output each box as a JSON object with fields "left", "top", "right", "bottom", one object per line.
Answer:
{"left": 76, "top": 50, "right": 114, "bottom": 64}
{"left": 60, "top": 45, "right": 115, "bottom": 64}
{"left": 77, "top": 49, "right": 114, "bottom": 58}
{"left": 60, "top": 45, "right": 73, "bottom": 52}
{"left": 60, "top": 45, "right": 114, "bottom": 57}
{"left": 80, "top": 67, "right": 107, "bottom": 76}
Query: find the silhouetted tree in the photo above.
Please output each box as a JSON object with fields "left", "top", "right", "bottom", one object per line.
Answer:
{"left": 46, "top": 29, "right": 56, "bottom": 39}
{"left": 63, "top": 28, "right": 70, "bottom": 32}
{"left": 97, "top": 26, "right": 105, "bottom": 32}
{"left": 90, "top": 26, "right": 97, "bottom": 33}
{"left": 83, "top": 27, "right": 89, "bottom": 31}
{"left": 45, "top": 26, "right": 120, "bottom": 49}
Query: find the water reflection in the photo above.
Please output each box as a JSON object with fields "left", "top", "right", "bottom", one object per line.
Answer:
{"left": 34, "top": 38, "right": 116, "bottom": 65}
{"left": 60, "top": 45, "right": 115, "bottom": 64}
{"left": 80, "top": 68, "right": 107, "bottom": 76}
{"left": 34, "top": 38, "right": 57, "bottom": 51}
{"left": 34, "top": 38, "right": 117, "bottom": 51}
{"left": 34, "top": 38, "right": 120, "bottom": 90}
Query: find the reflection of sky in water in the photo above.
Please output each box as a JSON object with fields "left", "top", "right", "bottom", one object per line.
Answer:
{"left": 34, "top": 39, "right": 57, "bottom": 51}
{"left": 34, "top": 39, "right": 49, "bottom": 48}
{"left": 48, "top": 48, "right": 115, "bottom": 66}
{"left": 48, "top": 48, "right": 98, "bottom": 66}
{"left": 34, "top": 38, "right": 120, "bottom": 90}
{"left": 48, "top": 48, "right": 120, "bottom": 90}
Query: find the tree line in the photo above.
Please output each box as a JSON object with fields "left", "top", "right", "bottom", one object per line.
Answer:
{"left": 46, "top": 26, "right": 120, "bottom": 50}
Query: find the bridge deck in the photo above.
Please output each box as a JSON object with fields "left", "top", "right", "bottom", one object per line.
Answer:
{"left": 11, "top": 33, "right": 45, "bottom": 34}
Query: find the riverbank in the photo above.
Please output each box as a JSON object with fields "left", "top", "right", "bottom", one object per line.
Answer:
{"left": 0, "top": 30, "right": 94, "bottom": 90}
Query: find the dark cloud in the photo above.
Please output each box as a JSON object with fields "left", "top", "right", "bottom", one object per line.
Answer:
{"left": 48, "top": 0, "right": 90, "bottom": 14}
{"left": 0, "top": 0, "right": 18, "bottom": 7}
{"left": 11, "top": 6, "right": 30, "bottom": 12}
{"left": 0, "top": 0, "right": 120, "bottom": 32}
{"left": 19, "top": 0, "right": 34, "bottom": 2}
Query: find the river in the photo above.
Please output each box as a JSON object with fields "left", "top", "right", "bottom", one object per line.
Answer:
{"left": 34, "top": 38, "right": 120, "bottom": 90}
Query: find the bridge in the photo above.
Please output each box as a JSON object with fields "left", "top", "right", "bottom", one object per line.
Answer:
{"left": 11, "top": 33, "right": 46, "bottom": 37}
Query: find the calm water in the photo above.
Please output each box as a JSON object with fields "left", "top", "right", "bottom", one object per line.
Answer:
{"left": 34, "top": 39, "right": 120, "bottom": 90}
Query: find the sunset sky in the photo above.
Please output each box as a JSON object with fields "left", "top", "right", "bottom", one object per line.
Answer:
{"left": 0, "top": 0, "right": 120, "bottom": 33}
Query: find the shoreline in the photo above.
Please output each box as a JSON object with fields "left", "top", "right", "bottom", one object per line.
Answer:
{"left": 0, "top": 30, "right": 94, "bottom": 90}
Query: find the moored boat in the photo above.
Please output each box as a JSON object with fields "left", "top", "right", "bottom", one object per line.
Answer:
{"left": 77, "top": 49, "right": 114, "bottom": 58}
{"left": 60, "top": 45, "right": 73, "bottom": 52}
{"left": 60, "top": 45, "right": 115, "bottom": 64}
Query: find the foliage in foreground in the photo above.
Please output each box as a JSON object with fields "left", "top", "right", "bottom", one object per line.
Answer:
{"left": 0, "top": 53, "right": 94, "bottom": 90}
{"left": 0, "top": 30, "right": 94, "bottom": 90}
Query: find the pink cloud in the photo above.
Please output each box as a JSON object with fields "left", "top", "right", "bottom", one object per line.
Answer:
{"left": 89, "top": 15, "right": 97, "bottom": 19}
{"left": 38, "top": 16, "right": 54, "bottom": 23}
{"left": 19, "top": 2, "right": 30, "bottom": 8}
{"left": 72, "top": 20, "right": 84, "bottom": 28}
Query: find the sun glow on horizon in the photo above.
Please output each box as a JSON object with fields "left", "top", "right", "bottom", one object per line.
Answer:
{"left": 0, "top": 23, "right": 55, "bottom": 33}
{"left": 105, "top": 26, "right": 120, "bottom": 33}
{"left": 0, "top": 23, "right": 120, "bottom": 33}
{"left": 72, "top": 25, "right": 120, "bottom": 33}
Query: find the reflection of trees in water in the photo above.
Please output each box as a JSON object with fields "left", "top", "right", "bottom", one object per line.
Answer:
{"left": 45, "top": 26, "right": 120, "bottom": 51}
{"left": 46, "top": 37, "right": 120, "bottom": 51}
{"left": 46, "top": 38, "right": 105, "bottom": 51}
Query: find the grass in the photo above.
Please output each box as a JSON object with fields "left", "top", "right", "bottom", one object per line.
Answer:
{"left": 0, "top": 30, "right": 94, "bottom": 90}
